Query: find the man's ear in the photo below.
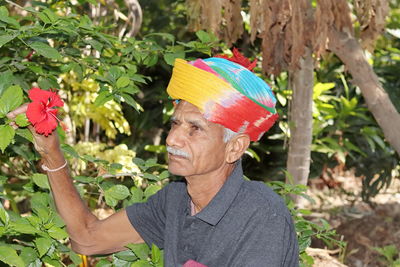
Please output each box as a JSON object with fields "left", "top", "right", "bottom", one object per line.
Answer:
{"left": 225, "top": 134, "right": 251, "bottom": 164}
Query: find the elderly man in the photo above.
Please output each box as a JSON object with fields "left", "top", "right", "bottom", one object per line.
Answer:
{"left": 8, "top": 54, "right": 298, "bottom": 266}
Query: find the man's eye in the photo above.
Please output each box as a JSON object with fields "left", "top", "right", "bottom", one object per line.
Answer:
{"left": 191, "top": 125, "right": 200, "bottom": 131}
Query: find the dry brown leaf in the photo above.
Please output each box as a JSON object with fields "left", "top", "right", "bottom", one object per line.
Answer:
{"left": 249, "top": 0, "right": 264, "bottom": 42}
{"left": 186, "top": 0, "right": 243, "bottom": 44}
{"left": 331, "top": 0, "right": 354, "bottom": 35}
{"left": 356, "top": 0, "right": 390, "bottom": 51}
{"left": 185, "top": 0, "right": 388, "bottom": 75}
{"left": 257, "top": 0, "right": 312, "bottom": 75}
{"left": 202, "top": 0, "right": 223, "bottom": 35}
{"left": 223, "top": 0, "right": 243, "bottom": 45}
{"left": 186, "top": 0, "right": 202, "bottom": 31}
{"left": 314, "top": 0, "right": 334, "bottom": 59}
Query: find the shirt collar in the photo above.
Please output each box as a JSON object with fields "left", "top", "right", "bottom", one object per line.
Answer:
{"left": 192, "top": 161, "right": 244, "bottom": 226}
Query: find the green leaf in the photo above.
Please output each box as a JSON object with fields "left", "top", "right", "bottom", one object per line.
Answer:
{"left": 143, "top": 53, "right": 158, "bottom": 67}
{"left": 42, "top": 256, "right": 61, "bottom": 267}
{"left": 0, "top": 71, "right": 14, "bottom": 95}
{"left": 73, "top": 176, "right": 93, "bottom": 183}
{"left": 143, "top": 173, "right": 159, "bottom": 181}
{"left": 104, "top": 194, "right": 118, "bottom": 207}
{"left": 10, "top": 218, "right": 39, "bottom": 234}
{"left": 163, "top": 52, "right": 185, "bottom": 66}
{"left": 0, "top": 203, "right": 9, "bottom": 225}
{"left": 130, "top": 187, "right": 143, "bottom": 203}
{"left": 109, "top": 66, "right": 123, "bottom": 82}
{"left": 15, "top": 113, "right": 29, "bottom": 127}
{"left": 37, "top": 12, "right": 51, "bottom": 24}
{"left": 114, "top": 250, "right": 137, "bottom": 261}
{"left": 158, "top": 170, "right": 169, "bottom": 180}
{"left": 0, "top": 16, "right": 20, "bottom": 28}
{"left": 130, "top": 260, "right": 153, "bottom": 267}
{"left": 85, "top": 39, "right": 103, "bottom": 51}
{"left": 125, "top": 243, "right": 150, "bottom": 260}
{"left": 61, "top": 144, "right": 80, "bottom": 158}
{"left": 94, "top": 91, "right": 113, "bottom": 106}
{"left": 151, "top": 244, "right": 162, "bottom": 264}
{"left": 0, "top": 85, "right": 23, "bottom": 116}
{"left": 121, "top": 93, "right": 143, "bottom": 112}
{"left": 30, "top": 192, "right": 50, "bottom": 210}
{"left": 196, "top": 30, "right": 211, "bottom": 43}
{"left": 48, "top": 226, "right": 68, "bottom": 240}
{"left": 0, "top": 7, "right": 9, "bottom": 17}
{"left": 0, "top": 34, "right": 15, "bottom": 48}
{"left": 32, "top": 173, "right": 50, "bottom": 189}
{"left": 116, "top": 76, "right": 130, "bottom": 89}
{"left": 0, "top": 246, "right": 24, "bottom": 267}
{"left": 95, "top": 259, "right": 112, "bottom": 267}
{"left": 111, "top": 257, "right": 131, "bottom": 267}
{"left": 145, "top": 32, "right": 175, "bottom": 43}
{"left": 43, "top": 9, "right": 58, "bottom": 23}
{"left": 144, "top": 185, "right": 161, "bottom": 199}
{"left": 35, "top": 237, "right": 52, "bottom": 257}
{"left": 29, "top": 42, "right": 62, "bottom": 60}
{"left": 68, "top": 251, "right": 82, "bottom": 265}
{"left": 0, "top": 125, "right": 15, "bottom": 153}
{"left": 37, "top": 76, "right": 59, "bottom": 90}
{"left": 19, "top": 247, "right": 38, "bottom": 265}
{"left": 16, "top": 128, "right": 33, "bottom": 142}
{"left": 130, "top": 74, "right": 147, "bottom": 84}
{"left": 245, "top": 148, "right": 261, "bottom": 162}
{"left": 105, "top": 185, "right": 130, "bottom": 200}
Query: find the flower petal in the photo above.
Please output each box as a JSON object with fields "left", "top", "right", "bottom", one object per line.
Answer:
{"left": 33, "top": 114, "right": 58, "bottom": 136}
{"left": 26, "top": 101, "right": 46, "bottom": 125}
{"left": 28, "top": 87, "right": 53, "bottom": 102}
{"left": 48, "top": 91, "right": 64, "bottom": 108}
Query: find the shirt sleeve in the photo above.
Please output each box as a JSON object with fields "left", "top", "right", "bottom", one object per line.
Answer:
{"left": 125, "top": 185, "right": 169, "bottom": 249}
{"left": 231, "top": 211, "right": 299, "bottom": 267}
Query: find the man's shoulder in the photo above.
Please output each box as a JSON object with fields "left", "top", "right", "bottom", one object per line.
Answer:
{"left": 240, "top": 180, "right": 290, "bottom": 217}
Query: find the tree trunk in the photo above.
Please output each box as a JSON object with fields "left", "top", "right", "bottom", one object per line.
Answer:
{"left": 286, "top": 47, "right": 314, "bottom": 187}
{"left": 328, "top": 28, "right": 400, "bottom": 157}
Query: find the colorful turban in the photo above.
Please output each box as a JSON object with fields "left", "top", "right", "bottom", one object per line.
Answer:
{"left": 166, "top": 55, "right": 278, "bottom": 141}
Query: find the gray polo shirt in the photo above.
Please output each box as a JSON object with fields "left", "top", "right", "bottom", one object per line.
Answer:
{"left": 126, "top": 163, "right": 299, "bottom": 266}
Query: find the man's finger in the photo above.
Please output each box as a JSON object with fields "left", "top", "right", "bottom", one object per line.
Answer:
{"left": 6, "top": 103, "right": 29, "bottom": 119}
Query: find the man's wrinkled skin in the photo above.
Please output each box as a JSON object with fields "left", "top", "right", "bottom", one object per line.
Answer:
{"left": 166, "top": 101, "right": 250, "bottom": 214}
{"left": 6, "top": 100, "right": 250, "bottom": 253}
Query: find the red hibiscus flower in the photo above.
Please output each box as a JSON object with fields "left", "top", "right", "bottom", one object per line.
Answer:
{"left": 26, "top": 87, "right": 64, "bottom": 136}
{"left": 215, "top": 48, "right": 257, "bottom": 71}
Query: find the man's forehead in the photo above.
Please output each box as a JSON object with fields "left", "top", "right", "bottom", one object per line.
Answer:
{"left": 172, "top": 101, "right": 219, "bottom": 128}
{"left": 172, "top": 101, "right": 202, "bottom": 119}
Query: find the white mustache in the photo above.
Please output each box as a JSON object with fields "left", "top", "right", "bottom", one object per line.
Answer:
{"left": 167, "top": 146, "right": 190, "bottom": 159}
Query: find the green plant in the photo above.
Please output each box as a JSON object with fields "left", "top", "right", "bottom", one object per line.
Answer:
{"left": 266, "top": 179, "right": 345, "bottom": 267}
{"left": 373, "top": 245, "right": 400, "bottom": 267}
{"left": 0, "top": 136, "right": 169, "bottom": 265}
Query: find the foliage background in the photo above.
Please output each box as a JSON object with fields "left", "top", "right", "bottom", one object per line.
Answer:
{"left": 0, "top": 0, "right": 398, "bottom": 266}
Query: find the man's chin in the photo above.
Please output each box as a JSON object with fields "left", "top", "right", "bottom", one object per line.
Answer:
{"left": 168, "top": 165, "right": 188, "bottom": 177}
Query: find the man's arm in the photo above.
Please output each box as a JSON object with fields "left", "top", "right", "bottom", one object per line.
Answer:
{"left": 7, "top": 105, "right": 144, "bottom": 255}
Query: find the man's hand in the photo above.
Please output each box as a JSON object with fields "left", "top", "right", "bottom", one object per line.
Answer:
{"left": 7, "top": 104, "right": 61, "bottom": 156}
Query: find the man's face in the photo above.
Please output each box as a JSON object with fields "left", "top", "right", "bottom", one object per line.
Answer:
{"left": 166, "top": 101, "right": 228, "bottom": 178}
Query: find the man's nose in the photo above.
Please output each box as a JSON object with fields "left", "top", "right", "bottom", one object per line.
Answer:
{"left": 166, "top": 126, "right": 185, "bottom": 148}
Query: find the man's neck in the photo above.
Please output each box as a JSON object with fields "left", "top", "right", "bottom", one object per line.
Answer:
{"left": 185, "top": 163, "right": 235, "bottom": 215}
